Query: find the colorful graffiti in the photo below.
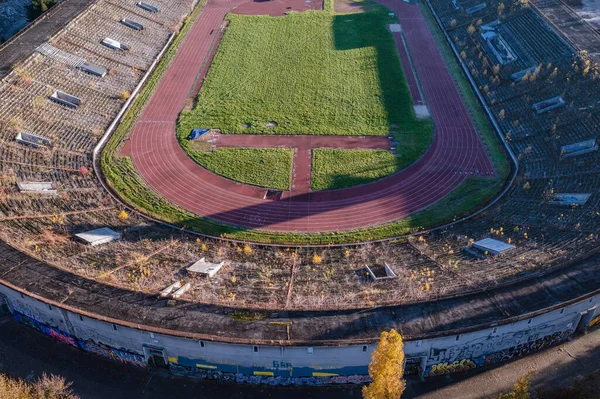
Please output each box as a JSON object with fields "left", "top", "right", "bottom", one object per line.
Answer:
{"left": 426, "top": 328, "right": 573, "bottom": 377}
{"left": 589, "top": 315, "right": 600, "bottom": 328}
{"left": 78, "top": 339, "right": 146, "bottom": 368}
{"left": 428, "top": 359, "right": 476, "bottom": 376}
{"left": 12, "top": 310, "right": 146, "bottom": 368}
{"left": 483, "top": 329, "right": 572, "bottom": 366}
{"left": 13, "top": 312, "right": 78, "bottom": 347}
{"left": 46, "top": 326, "right": 78, "bottom": 347}
{"left": 10, "top": 302, "right": 42, "bottom": 322}
{"left": 169, "top": 364, "right": 370, "bottom": 386}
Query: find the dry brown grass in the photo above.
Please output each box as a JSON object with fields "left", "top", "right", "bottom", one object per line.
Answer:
{"left": 0, "top": 373, "right": 78, "bottom": 399}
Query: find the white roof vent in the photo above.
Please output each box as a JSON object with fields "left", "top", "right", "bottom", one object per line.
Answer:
{"left": 102, "top": 38, "right": 128, "bottom": 51}
{"left": 17, "top": 182, "right": 57, "bottom": 195}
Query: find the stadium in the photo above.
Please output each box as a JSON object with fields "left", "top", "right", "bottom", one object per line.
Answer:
{"left": 0, "top": 0, "right": 599, "bottom": 385}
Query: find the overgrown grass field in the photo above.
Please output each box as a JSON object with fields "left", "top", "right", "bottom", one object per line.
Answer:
{"left": 184, "top": 146, "right": 293, "bottom": 190}
{"left": 311, "top": 117, "right": 432, "bottom": 190}
{"left": 178, "top": 9, "right": 429, "bottom": 136}
{"left": 312, "top": 149, "right": 400, "bottom": 190}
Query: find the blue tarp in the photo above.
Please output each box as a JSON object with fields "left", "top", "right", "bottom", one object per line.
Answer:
{"left": 189, "top": 128, "right": 209, "bottom": 140}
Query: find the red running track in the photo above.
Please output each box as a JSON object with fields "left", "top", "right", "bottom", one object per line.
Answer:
{"left": 127, "top": 0, "right": 495, "bottom": 232}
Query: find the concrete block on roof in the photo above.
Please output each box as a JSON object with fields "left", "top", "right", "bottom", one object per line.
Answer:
{"left": 136, "top": 2, "right": 159, "bottom": 12}
{"left": 172, "top": 282, "right": 191, "bottom": 299}
{"left": 550, "top": 193, "right": 591, "bottom": 207}
{"left": 79, "top": 61, "right": 107, "bottom": 77}
{"left": 15, "top": 132, "right": 51, "bottom": 148}
{"left": 561, "top": 139, "right": 598, "bottom": 158}
{"left": 466, "top": 2, "right": 486, "bottom": 13}
{"left": 187, "top": 258, "right": 225, "bottom": 278}
{"left": 17, "top": 182, "right": 57, "bottom": 195}
{"left": 160, "top": 281, "right": 181, "bottom": 298}
{"left": 365, "top": 263, "right": 397, "bottom": 281}
{"left": 472, "top": 238, "right": 515, "bottom": 255}
{"left": 121, "top": 19, "right": 144, "bottom": 31}
{"left": 532, "top": 96, "right": 565, "bottom": 114}
{"left": 102, "top": 38, "right": 128, "bottom": 51}
{"left": 74, "top": 227, "right": 121, "bottom": 246}
{"left": 50, "top": 90, "right": 81, "bottom": 109}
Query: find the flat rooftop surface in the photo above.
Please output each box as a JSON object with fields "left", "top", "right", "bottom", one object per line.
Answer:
{"left": 0, "top": 241, "right": 598, "bottom": 345}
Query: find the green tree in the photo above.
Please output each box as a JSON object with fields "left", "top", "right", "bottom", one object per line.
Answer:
{"left": 495, "top": 375, "right": 531, "bottom": 399}
{"left": 362, "top": 329, "right": 406, "bottom": 399}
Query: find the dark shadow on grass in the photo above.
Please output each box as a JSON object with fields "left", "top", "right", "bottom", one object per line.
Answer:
{"left": 318, "top": 173, "right": 380, "bottom": 190}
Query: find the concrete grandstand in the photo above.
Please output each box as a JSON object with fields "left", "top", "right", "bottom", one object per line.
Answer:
{"left": 0, "top": 0, "right": 598, "bottom": 386}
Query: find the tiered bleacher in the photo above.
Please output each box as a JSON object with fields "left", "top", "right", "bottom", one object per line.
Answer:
{"left": 0, "top": 0, "right": 598, "bottom": 310}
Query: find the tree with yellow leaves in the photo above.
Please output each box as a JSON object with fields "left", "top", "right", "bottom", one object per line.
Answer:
{"left": 118, "top": 209, "right": 129, "bottom": 221}
{"left": 495, "top": 374, "right": 531, "bottom": 399}
{"left": 362, "top": 329, "right": 406, "bottom": 399}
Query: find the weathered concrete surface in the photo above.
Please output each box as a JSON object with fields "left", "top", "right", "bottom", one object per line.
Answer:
{"left": 0, "top": 313, "right": 598, "bottom": 398}
{"left": 1, "top": 239, "right": 599, "bottom": 344}
{"left": 0, "top": 0, "right": 96, "bottom": 78}
{"left": 531, "top": 0, "right": 600, "bottom": 65}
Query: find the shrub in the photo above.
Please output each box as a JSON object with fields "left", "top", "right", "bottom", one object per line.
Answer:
{"left": 118, "top": 210, "right": 129, "bottom": 221}
{"left": 0, "top": 373, "right": 78, "bottom": 399}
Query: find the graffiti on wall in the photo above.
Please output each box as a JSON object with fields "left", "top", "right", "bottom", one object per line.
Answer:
{"left": 169, "top": 364, "right": 371, "bottom": 386}
{"left": 482, "top": 329, "right": 572, "bottom": 366}
{"left": 78, "top": 339, "right": 146, "bottom": 367}
{"left": 13, "top": 312, "right": 78, "bottom": 347}
{"left": 12, "top": 310, "right": 146, "bottom": 368}
{"left": 589, "top": 315, "right": 600, "bottom": 328}
{"left": 427, "top": 359, "right": 476, "bottom": 376}
{"left": 10, "top": 301, "right": 42, "bottom": 322}
{"left": 426, "top": 327, "right": 573, "bottom": 377}
{"left": 272, "top": 361, "right": 292, "bottom": 370}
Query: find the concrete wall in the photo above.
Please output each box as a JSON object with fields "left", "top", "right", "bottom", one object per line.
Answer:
{"left": 0, "top": 284, "right": 598, "bottom": 381}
